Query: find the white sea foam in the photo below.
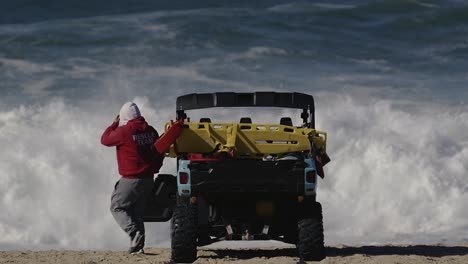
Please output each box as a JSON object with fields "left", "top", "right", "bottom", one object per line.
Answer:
{"left": 0, "top": 99, "right": 173, "bottom": 250}
{"left": 226, "top": 47, "right": 288, "bottom": 61}
{"left": 22, "top": 77, "right": 56, "bottom": 96}
{"left": 350, "top": 59, "right": 394, "bottom": 73}
{"left": 268, "top": 3, "right": 355, "bottom": 13}
{"left": 315, "top": 93, "right": 468, "bottom": 245}
{"left": 0, "top": 58, "right": 56, "bottom": 74}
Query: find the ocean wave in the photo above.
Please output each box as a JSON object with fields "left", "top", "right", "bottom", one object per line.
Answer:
{"left": 268, "top": 2, "right": 356, "bottom": 13}
{"left": 355, "top": 0, "right": 437, "bottom": 14}
{"left": 0, "top": 98, "right": 173, "bottom": 250}
{"left": 0, "top": 0, "right": 291, "bottom": 24}
{"left": 268, "top": 0, "right": 433, "bottom": 15}
{"left": 0, "top": 58, "right": 56, "bottom": 73}
{"left": 267, "top": 0, "right": 468, "bottom": 35}
{"left": 0, "top": 93, "right": 467, "bottom": 249}
{"left": 225, "top": 46, "right": 288, "bottom": 62}
{"left": 315, "top": 93, "right": 468, "bottom": 244}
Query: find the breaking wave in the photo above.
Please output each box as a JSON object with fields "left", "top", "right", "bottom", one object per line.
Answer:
{"left": 0, "top": 93, "right": 466, "bottom": 249}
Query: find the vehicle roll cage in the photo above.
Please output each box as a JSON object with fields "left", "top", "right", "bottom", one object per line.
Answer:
{"left": 175, "top": 92, "right": 315, "bottom": 128}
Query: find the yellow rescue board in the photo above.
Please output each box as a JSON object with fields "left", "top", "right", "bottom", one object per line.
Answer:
{"left": 165, "top": 122, "right": 327, "bottom": 159}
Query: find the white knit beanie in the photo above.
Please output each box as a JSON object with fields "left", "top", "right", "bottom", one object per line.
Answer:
{"left": 119, "top": 102, "right": 141, "bottom": 126}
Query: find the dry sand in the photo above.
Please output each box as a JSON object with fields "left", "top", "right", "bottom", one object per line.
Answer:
{"left": 1, "top": 245, "right": 468, "bottom": 264}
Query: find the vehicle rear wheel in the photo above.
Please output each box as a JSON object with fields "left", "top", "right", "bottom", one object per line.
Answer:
{"left": 171, "top": 204, "right": 198, "bottom": 263}
{"left": 297, "top": 201, "right": 325, "bottom": 261}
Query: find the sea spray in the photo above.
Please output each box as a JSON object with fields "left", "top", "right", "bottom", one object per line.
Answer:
{"left": 0, "top": 98, "right": 173, "bottom": 249}
{"left": 316, "top": 93, "right": 468, "bottom": 245}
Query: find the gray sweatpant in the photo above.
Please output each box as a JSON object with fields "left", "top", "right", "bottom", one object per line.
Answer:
{"left": 110, "top": 176, "right": 153, "bottom": 239}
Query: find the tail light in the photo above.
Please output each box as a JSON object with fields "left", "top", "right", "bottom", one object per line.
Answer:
{"left": 179, "top": 172, "right": 189, "bottom": 184}
{"left": 306, "top": 170, "right": 316, "bottom": 183}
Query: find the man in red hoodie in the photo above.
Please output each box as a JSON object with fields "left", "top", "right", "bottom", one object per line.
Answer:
{"left": 101, "top": 102, "right": 182, "bottom": 254}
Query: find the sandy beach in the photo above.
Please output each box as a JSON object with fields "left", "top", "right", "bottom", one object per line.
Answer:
{"left": 2, "top": 245, "right": 468, "bottom": 264}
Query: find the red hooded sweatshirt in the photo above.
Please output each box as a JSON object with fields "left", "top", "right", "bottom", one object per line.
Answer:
{"left": 101, "top": 116, "right": 163, "bottom": 178}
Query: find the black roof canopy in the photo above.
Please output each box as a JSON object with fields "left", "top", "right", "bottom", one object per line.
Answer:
{"left": 176, "top": 92, "right": 314, "bottom": 111}
{"left": 175, "top": 92, "right": 316, "bottom": 128}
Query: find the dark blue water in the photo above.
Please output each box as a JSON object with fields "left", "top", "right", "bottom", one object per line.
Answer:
{"left": 0, "top": 0, "right": 467, "bottom": 249}
{"left": 1, "top": 0, "right": 467, "bottom": 107}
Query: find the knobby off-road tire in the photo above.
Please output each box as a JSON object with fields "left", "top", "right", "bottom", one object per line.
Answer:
{"left": 297, "top": 201, "right": 326, "bottom": 261}
{"left": 171, "top": 204, "right": 198, "bottom": 263}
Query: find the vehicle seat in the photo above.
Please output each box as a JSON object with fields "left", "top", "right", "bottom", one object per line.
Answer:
{"left": 240, "top": 117, "right": 252, "bottom": 124}
{"left": 199, "top": 118, "right": 211, "bottom": 123}
{"left": 280, "top": 117, "right": 293, "bottom": 126}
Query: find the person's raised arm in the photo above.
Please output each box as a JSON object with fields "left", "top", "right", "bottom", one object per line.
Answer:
{"left": 101, "top": 115, "right": 124, "bottom": 146}
{"left": 154, "top": 119, "right": 184, "bottom": 154}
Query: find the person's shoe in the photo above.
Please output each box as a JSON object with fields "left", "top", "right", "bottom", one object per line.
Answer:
{"left": 128, "top": 231, "right": 145, "bottom": 254}
{"left": 130, "top": 248, "right": 145, "bottom": 255}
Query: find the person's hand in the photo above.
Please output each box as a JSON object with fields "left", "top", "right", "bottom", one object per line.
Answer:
{"left": 113, "top": 115, "right": 120, "bottom": 123}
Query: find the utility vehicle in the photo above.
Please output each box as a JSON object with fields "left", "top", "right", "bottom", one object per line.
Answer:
{"left": 144, "top": 92, "right": 330, "bottom": 262}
